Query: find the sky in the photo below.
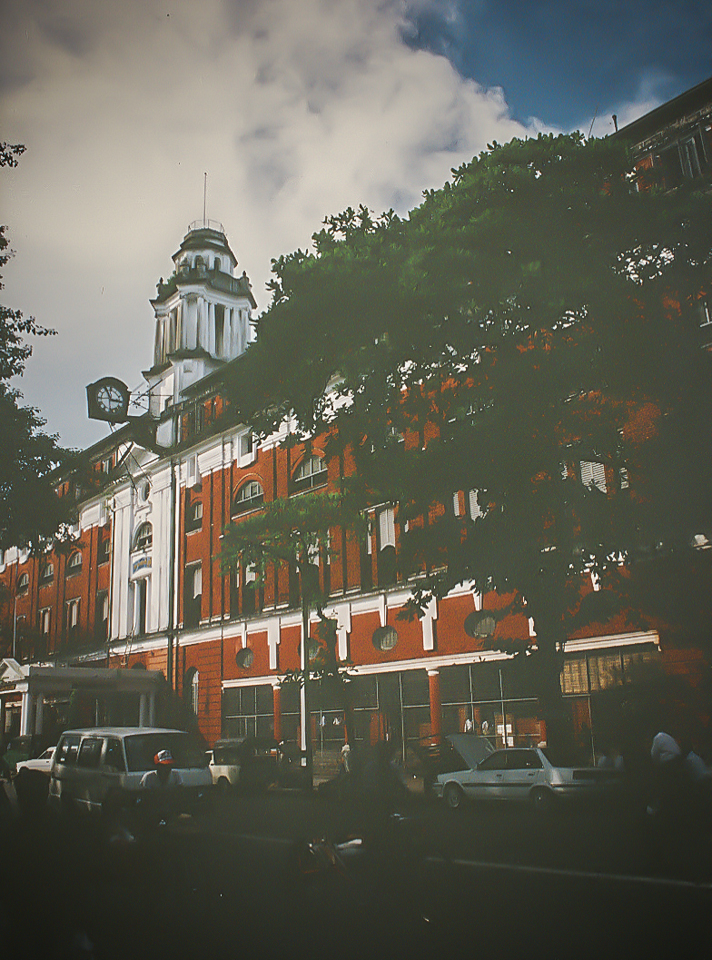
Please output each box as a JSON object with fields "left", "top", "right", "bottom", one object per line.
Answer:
{"left": 1, "top": 0, "right": 710, "bottom": 450}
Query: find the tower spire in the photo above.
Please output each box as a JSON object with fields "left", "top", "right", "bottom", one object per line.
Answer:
{"left": 203, "top": 172, "right": 207, "bottom": 225}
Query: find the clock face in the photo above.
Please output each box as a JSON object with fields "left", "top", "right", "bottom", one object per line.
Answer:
{"left": 87, "top": 377, "right": 130, "bottom": 422}
{"left": 96, "top": 383, "right": 126, "bottom": 413}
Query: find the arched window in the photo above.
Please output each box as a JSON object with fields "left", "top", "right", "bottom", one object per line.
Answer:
{"left": 184, "top": 667, "right": 199, "bottom": 715}
{"left": 17, "top": 572, "right": 30, "bottom": 594}
{"left": 133, "top": 522, "right": 153, "bottom": 551}
{"left": 291, "top": 455, "right": 327, "bottom": 493}
{"left": 67, "top": 551, "right": 83, "bottom": 574}
{"left": 40, "top": 562, "right": 54, "bottom": 583}
{"left": 233, "top": 480, "right": 264, "bottom": 515}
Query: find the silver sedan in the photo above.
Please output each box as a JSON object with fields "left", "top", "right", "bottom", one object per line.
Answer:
{"left": 432, "top": 746, "right": 621, "bottom": 811}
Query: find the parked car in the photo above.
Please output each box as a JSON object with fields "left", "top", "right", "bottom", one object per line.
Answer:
{"left": 432, "top": 746, "right": 623, "bottom": 811}
{"left": 15, "top": 745, "right": 56, "bottom": 776}
{"left": 207, "top": 737, "right": 278, "bottom": 792}
{"left": 48, "top": 727, "right": 212, "bottom": 814}
{"left": 418, "top": 733, "right": 495, "bottom": 793}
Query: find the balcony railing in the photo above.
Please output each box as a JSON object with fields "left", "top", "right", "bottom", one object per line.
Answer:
{"left": 187, "top": 219, "right": 225, "bottom": 234}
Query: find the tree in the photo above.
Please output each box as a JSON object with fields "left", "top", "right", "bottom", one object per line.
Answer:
{"left": 225, "top": 133, "right": 712, "bottom": 749}
{"left": 220, "top": 489, "right": 365, "bottom": 787}
{"left": 0, "top": 143, "right": 68, "bottom": 550}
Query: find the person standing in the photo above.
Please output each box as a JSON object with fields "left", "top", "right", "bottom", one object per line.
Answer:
{"left": 139, "top": 749, "right": 183, "bottom": 790}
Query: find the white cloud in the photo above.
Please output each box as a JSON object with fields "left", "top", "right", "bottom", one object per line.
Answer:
{"left": 1, "top": 0, "right": 540, "bottom": 447}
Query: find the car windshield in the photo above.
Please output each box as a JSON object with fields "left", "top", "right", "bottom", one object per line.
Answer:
{"left": 124, "top": 733, "right": 208, "bottom": 772}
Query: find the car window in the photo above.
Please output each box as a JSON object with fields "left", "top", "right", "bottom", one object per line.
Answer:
{"left": 213, "top": 746, "right": 242, "bottom": 765}
{"left": 41, "top": 748, "right": 55, "bottom": 760}
{"left": 124, "top": 732, "right": 208, "bottom": 772}
{"left": 77, "top": 738, "right": 103, "bottom": 769}
{"left": 506, "top": 750, "right": 543, "bottom": 770}
{"left": 104, "top": 738, "right": 126, "bottom": 772}
{"left": 56, "top": 735, "right": 82, "bottom": 765}
{"left": 478, "top": 752, "right": 507, "bottom": 771}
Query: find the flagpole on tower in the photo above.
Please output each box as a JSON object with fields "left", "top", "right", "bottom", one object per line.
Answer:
{"left": 203, "top": 172, "right": 207, "bottom": 225}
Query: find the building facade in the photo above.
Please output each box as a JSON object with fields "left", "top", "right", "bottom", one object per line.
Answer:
{"left": 3, "top": 82, "right": 711, "bottom": 764}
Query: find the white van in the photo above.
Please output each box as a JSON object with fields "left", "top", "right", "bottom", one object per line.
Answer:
{"left": 48, "top": 727, "right": 212, "bottom": 814}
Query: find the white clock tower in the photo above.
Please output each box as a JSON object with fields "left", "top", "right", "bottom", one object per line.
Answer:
{"left": 144, "top": 220, "right": 257, "bottom": 436}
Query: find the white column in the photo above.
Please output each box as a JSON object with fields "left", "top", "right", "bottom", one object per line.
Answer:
{"left": 176, "top": 300, "right": 184, "bottom": 349}
{"left": 225, "top": 307, "right": 233, "bottom": 360}
{"left": 208, "top": 301, "right": 216, "bottom": 355}
{"left": 19, "top": 689, "right": 32, "bottom": 736}
{"left": 235, "top": 310, "right": 246, "bottom": 356}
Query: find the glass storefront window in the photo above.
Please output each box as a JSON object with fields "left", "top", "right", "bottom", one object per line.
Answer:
{"left": 469, "top": 661, "right": 502, "bottom": 702}
{"left": 439, "top": 665, "right": 470, "bottom": 705}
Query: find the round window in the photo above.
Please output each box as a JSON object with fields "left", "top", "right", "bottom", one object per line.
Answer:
{"left": 235, "top": 648, "right": 254, "bottom": 669}
{"left": 464, "top": 612, "right": 496, "bottom": 639}
{"left": 372, "top": 625, "right": 398, "bottom": 651}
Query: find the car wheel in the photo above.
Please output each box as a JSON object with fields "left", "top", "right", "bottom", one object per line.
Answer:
{"left": 530, "top": 787, "right": 554, "bottom": 813}
{"left": 443, "top": 782, "right": 464, "bottom": 810}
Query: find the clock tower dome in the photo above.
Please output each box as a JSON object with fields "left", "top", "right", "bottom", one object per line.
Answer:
{"left": 144, "top": 220, "right": 257, "bottom": 424}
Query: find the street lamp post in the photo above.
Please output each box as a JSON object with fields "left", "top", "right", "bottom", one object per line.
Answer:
{"left": 300, "top": 595, "right": 314, "bottom": 791}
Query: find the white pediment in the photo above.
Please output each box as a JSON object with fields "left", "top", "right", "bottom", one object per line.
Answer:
{"left": 0, "top": 658, "right": 28, "bottom": 685}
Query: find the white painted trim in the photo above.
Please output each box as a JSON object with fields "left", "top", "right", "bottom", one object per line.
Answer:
{"left": 563, "top": 631, "right": 659, "bottom": 653}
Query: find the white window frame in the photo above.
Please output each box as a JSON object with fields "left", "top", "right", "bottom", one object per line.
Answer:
{"left": 237, "top": 430, "right": 256, "bottom": 466}
{"left": 580, "top": 461, "right": 607, "bottom": 493}
{"left": 378, "top": 506, "right": 396, "bottom": 550}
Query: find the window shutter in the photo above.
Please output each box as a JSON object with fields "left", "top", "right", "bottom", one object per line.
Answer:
{"left": 468, "top": 490, "right": 482, "bottom": 520}
{"left": 186, "top": 455, "right": 199, "bottom": 487}
{"left": 580, "top": 461, "right": 607, "bottom": 493}
{"left": 378, "top": 507, "right": 396, "bottom": 549}
{"left": 238, "top": 431, "right": 255, "bottom": 465}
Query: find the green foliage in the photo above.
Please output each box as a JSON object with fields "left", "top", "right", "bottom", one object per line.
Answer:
{"left": 223, "top": 133, "right": 712, "bottom": 741}
{"left": 0, "top": 145, "right": 69, "bottom": 549}
{"left": 221, "top": 489, "right": 363, "bottom": 595}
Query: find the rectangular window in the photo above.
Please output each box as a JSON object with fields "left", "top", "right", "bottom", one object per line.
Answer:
{"left": 185, "top": 495, "right": 203, "bottom": 532}
{"left": 561, "top": 656, "right": 588, "bottom": 695}
{"left": 378, "top": 506, "right": 396, "bottom": 550}
{"left": 580, "top": 461, "right": 607, "bottom": 493}
{"left": 184, "top": 564, "right": 202, "bottom": 628}
{"left": 95, "top": 591, "right": 109, "bottom": 642}
{"left": 66, "top": 598, "right": 81, "bottom": 643}
{"left": 588, "top": 652, "right": 622, "bottom": 691}
{"left": 186, "top": 455, "right": 200, "bottom": 488}
{"left": 468, "top": 489, "right": 482, "bottom": 520}
{"left": 40, "top": 608, "right": 51, "bottom": 636}
{"left": 135, "top": 580, "right": 147, "bottom": 636}
{"left": 238, "top": 431, "right": 255, "bottom": 465}
{"left": 99, "top": 536, "right": 111, "bottom": 563}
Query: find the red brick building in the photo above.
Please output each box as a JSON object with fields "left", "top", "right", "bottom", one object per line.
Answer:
{"left": 3, "top": 82, "right": 711, "bottom": 765}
